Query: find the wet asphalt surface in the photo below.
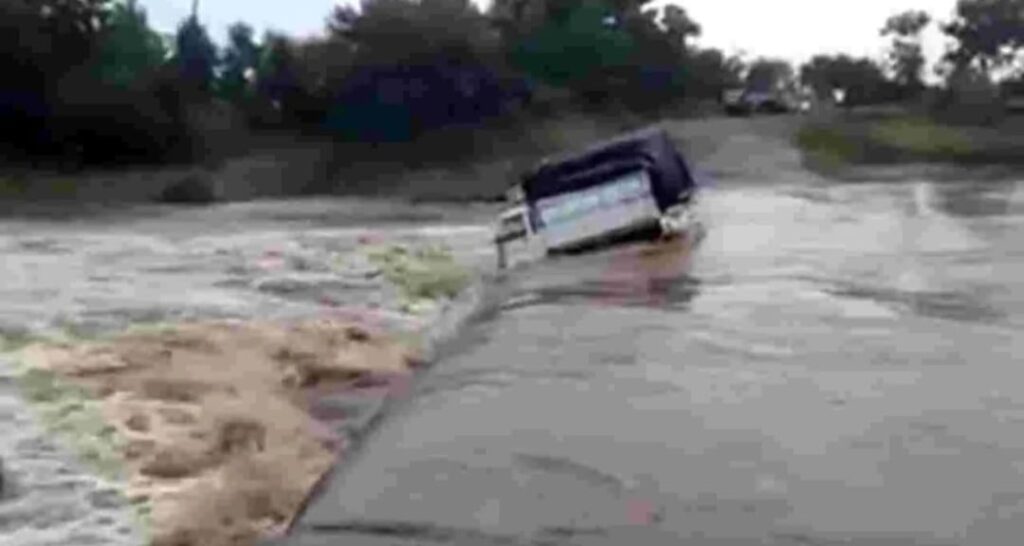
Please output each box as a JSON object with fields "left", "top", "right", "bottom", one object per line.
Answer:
{"left": 280, "top": 118, "right": 1024, "bottom": 546}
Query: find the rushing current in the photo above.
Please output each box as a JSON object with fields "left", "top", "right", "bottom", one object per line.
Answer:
{"left": 3, "top": 117, "right": 1023, "bottom": 546}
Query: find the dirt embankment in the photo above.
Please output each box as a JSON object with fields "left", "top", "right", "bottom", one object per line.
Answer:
{"left": 17, "top": 318, "right": 423, "bottom": 546}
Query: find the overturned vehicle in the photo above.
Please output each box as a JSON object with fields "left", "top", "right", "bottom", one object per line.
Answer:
{"left": 494, "top": 126, "right": 701, "bottom": 268}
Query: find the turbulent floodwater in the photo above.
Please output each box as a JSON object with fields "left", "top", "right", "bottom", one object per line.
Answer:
{"left": 0, "top": 198, "right": 498, "bottom": 546}
{"left": 4, "top": 117, "right": 1024, "bottom": 546}
{"left": 285, "top": 178, "right": 1024, "bottom": 546}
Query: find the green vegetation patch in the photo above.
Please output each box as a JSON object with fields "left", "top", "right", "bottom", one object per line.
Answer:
{"left": 367, "top": 244, "right": 471, "bottom": 302}
{"left": 794, "top": 115, "right": 1024, "bottom": 169}
{"left": 796, "top": 123, "right": 866, "bottom": 168}
{"left": 4, "top": 343, "right": 151, "bottom": 537}
{"left": 3, "top": 329, "right": 123, "bottom": 479}
{"left": 868, "top": 117, "right": 975, "bottom": 158}
{"left": 0, "top": 329, "right": 41, "bottom": 353}
{"left": 13, "top": 364, "right": 124, "bottom": 480}
{"left": 0, "top": 176, "right": 30, "bottom": 197}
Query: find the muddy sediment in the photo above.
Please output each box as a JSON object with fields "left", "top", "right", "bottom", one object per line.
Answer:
{"left": 16, "top": 318, "right": 423, "bottom": 546}
{"left": 0, "top": 202, "right": 496, "bottom": 546}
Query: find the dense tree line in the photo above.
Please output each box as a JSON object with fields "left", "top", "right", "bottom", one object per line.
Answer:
{"left": 795, "top": 9, "right": 931, "bottom": 107}
{"left": 799, "top": 1, "right": 1024, "bottom": 111}
{"left": 9, "top": 0, "right": 1023, "bottom": 168}
{"left": 0, "top": 0, "right": 744, "bottom": 167}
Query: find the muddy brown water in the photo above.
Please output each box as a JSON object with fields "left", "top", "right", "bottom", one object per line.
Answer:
{"left": 281, "top": 120, "right": 1024, "bottom": 546}
{"left": 0, "top": 197, "right": 498, "bottom": 545}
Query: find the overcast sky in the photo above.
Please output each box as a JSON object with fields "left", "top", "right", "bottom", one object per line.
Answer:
{"left": 139, "top": 0, "right": 959, "bottom": 77}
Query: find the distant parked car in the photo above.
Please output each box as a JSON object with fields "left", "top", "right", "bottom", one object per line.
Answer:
{"left": 723, "top": 88, "right": 751, "bottom": 116}
{"left": 723, "top": 87, "right": 800, "bottom": 116}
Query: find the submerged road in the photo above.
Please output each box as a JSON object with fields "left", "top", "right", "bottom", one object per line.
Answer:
{"left": 281, "top": 118, "right": 1024, "bottom": 546}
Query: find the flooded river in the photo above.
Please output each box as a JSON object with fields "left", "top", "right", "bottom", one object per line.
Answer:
{"left": 0, "top": 198, "right": 497, "bottom": 545}
{"left": 285, "top": 175, "right": 1024, "bottom": 546}
{"left": 3, "top": 118, "right": 1024, "bottom": 546}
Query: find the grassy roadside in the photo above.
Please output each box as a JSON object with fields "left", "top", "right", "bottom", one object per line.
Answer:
{"left": 795, "top": 113, "right": 1024, "bottom": 173}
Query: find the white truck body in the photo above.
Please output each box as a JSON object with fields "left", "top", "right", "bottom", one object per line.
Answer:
{"left": 492, "top": 127, "right": 699, "bottom": 269}
{"left": 533, "top": 170, "right": 661, "bottom": 252}
{"left": 494, "top": 170, "right": 696, "bottom": 269}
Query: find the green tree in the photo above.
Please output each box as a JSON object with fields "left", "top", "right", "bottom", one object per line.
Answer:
{"left": 289, "top": 36, "right": 359, "bottom": 101}
{"left": 746, "top": 58, "right": 794, "bottom": 93}
{"left": 37, "top": 0, "right": 113, "bottom": 61}
{"left": 325, "top": 0, "right": 523, "bottom": 140}
{"left": 512, "top": 0, "right": 634, "bottom": 89}
{"left": 173, "top": 15, "right": 219, "bottom": 95}
{"left": 219, "top": 22, "right": 262, "bottom": 101}
{"left": 1, "top": 0, "right": 112, "bottom": 83}
{"left": 1, "top": 0, "right": 113, "bottom": 155}
{"left": 96, "top": 0, "right": 167, "bottom": 88}
{"left": 256, "top": 34, "right": 301, "bottom": 112}
{"left": 256, "top": 32, "right": 342, "bottom": 126}
{"left": 493, "top": 0, "right": 712, "bottom": 108}
{"left": 881, "top": 10, "right": 931, "bottom": 96}
{"left": 800, "top": 54, "right": 892, "bottom": 105}
{"left": 331, "top": 0, "right": 496, "bottom": 65}
{"left": 661, "top": 4, "right": 700, "bottom": 55}
{"left": 942, "top": 0, "right": 1024, "bottom": 75}
{"left": 938, "top": 59, "right": 1001, "bottom": 123}
{"left": 489, "top": 0, "right": 544, "bottom": 42}
{"left": 684, "top": 48, "right": 744, "bottom": 99}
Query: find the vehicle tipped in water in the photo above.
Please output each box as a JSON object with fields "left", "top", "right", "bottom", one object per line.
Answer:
{"left": 494, "top": 127, "right": 702, "bottom": 269}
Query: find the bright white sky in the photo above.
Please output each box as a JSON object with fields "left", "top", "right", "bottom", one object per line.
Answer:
{"left": 140, "top": 0, "right": 959, "bottom": 79}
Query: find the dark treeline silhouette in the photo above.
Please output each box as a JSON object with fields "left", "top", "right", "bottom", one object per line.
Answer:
{"left": 800, "top": 2, "right": 1024, "bottom": 115}
{"left": 0, "top": 0, "right": 743, "bottom": 169}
